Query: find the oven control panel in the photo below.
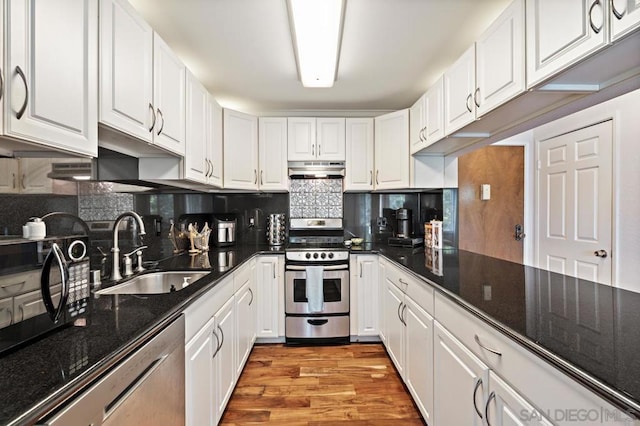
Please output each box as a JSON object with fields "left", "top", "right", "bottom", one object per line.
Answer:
{"left": 286, "top": 251, "right": 349, "bottom": 262}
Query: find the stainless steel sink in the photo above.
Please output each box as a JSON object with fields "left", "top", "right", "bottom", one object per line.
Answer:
{"left": 96, "top": 271, "right": 209, "bottom": 295}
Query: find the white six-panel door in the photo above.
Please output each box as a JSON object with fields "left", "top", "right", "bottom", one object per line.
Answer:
{"left": 537, "top": 120, "right": 612, "bottom": 285}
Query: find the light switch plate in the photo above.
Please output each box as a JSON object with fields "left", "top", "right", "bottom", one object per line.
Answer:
{"left": 481, "top": 184, "right": 491, "bottom": 200}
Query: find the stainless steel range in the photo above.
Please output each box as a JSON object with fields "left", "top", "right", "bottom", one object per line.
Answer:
{"left": 285, "top": 218, "right": 350, "bottom": 344}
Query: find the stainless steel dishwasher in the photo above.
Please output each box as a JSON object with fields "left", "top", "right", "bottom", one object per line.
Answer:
{"left": 39, "top": 315, "right": 185, "bottom": 425}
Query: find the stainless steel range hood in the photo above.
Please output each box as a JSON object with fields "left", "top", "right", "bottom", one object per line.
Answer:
{"left": 47, "top": 148, "right": 181, "bottom": 188}
{"left": 288, "top": 161, "right": 345, "bottom": 178}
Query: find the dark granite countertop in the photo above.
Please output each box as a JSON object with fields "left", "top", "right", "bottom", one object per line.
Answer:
{"left": 3, "top": 241, "right": 640, "bottom": 423}
{"left": 0, "top": 243, "right": 284, "bottom": 426}
{"left": 355, "top": 243, "right": 640, "bottom": 419}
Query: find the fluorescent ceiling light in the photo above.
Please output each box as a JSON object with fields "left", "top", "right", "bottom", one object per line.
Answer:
{"left": 288, "top": 0, "right": 345, "bottom": 88}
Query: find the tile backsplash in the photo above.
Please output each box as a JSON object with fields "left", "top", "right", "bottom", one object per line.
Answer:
{"left": 289, "top": 178, "right": 342, "bottom": 218}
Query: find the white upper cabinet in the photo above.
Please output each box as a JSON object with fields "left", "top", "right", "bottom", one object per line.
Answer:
{"left": 99, "top": 0, "right": 153, "bottom": 143}
{"left": 258, "top": 117, "right": 288, "bottom": 191}
{"left": 475, "top": 0, "right": 525, "bottom": 116}
{"left": 526, "top": 0, "right": 608, "bottom": 88}
{"left": 316, "top": 118, "right": 346, "bottom": 161}
{"left": 100, "top": 0, "right": 185, "bottom": 156}
{"left": 152, "top": 33, "right": 186, "bottom": 155}
{"left": 443, "top": 45, "right": 476, "bottom": 135}
{"left": 374, "top": 109, "right": 410, "bottom": 190}
{"left": 207, "top": 96, "right": 224, "bottom": 188}
{"left": 5, "top": 0, "right": 98, "bottom": 157}
{"left": 223, "top": 109, "right": 258, "bottom": 190}
{"left": 344, "top": 118, "right": 374, "bottom": 191}
{"left": 287, "top": 117, "right": 315, "bottom": 160}
{"left": 184, "top": 70, "right": 208, "bottom": 183}
{"left": 287, "top": 117, "right": 345, "bottom": 161}
{"left": 409, "top": 94, "right": 426, "bottom": 155}
{"left": 423, "top": 76, "right": 445, "bottom": 147}
{"left": 611, "top": 0, "right": 640, "bottom": 40}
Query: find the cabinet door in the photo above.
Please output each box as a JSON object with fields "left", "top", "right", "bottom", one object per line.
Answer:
{"left": 344, "top": 118, "right": 374, "bottom": 191}
{"left": 374, "top": 109, "right": 410, "bottom": 190}
{"left": 6, "top": 0, "right": 97, "bottom": 156}
{"left": 223, "top": 109, "right": 258, "bottom": 190}
{"left": 99, "top": 0, "right": 153, "bottom": 143}
{"left": 410, "top": 95, "right": 425, "bottom": 154}
{"left": 405, "top": 297, "right": 434, "bottom": 424}
{"left": 434, "top": 322, "right": 488, "bottom": 426}
{"left": 0, "top": 159, "right": 19, "bottom": 193}
{"left": 486, "top": 371, "right": 553, "bottom": 426}
{"left": 476, "top": 0, "right": 525, "bottom": 116}
{"left": 424, "top": 76, "right": 445, "bottom": 146}
{"left": 153, "top": 33, "right": 186, "bottom": 155}
{"left": 235, "top": 279, "right": 256, "bottom": 376}
{"left": 383, "top": 279, "right": 405, "bottom": 375}
{"left": 611, "top": 0, "right": 640, "bottom": 40}
{"left": 213, "top": 297, "right": 235, "bottom": 423}
{"left": 256, "top": 256, "right": 282, "bottom": 338}
{"left": 444, "top": 45, "right": 476, "bottom": 135}
{"left": 258, "top": 117, "right": 288, "bottom": 191}
{"left": 355, "top": 255, "right": 379, "bottom": 336}
{"left": 207, "top": 96, "right": 223, "bottom": 187}
{"left": 185, "top": 316, "right": 216, "bottom": 426}
{"left": 287, "top": 117, "right": 316, "bottom": 160}
{"left": 19, "top": 158, "right": 52, "bottom": 194}
{"left": 316, "top": 118, "right": 346, "bottom": 161}
{"left": 378, "top": 259, "right": 387, "bottom": 343}
{"left": 526, "top": 0, "right": 608, "bottom": 88}
{"left": 184, "top": 71, "right": 208, "bottom": 183}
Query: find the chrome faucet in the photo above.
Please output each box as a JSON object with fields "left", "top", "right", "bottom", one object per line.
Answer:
{"left": 111, "top": 211, "right": 146, "bottom": 281}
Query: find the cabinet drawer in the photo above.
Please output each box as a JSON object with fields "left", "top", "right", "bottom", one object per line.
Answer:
{"left": 184, "top": 275, "right": 233, "bottom": 343}
{"left": 233, "top": 259, "right": 255, "bottom": 293}
{"left": 0, "top": 270, "right": 40, "bottom": 298}
{"left": 434, "top": 292, "right": 633, "bottom": 425}
{"left": 385, "top": 262, "right": 434, "bottom": 315}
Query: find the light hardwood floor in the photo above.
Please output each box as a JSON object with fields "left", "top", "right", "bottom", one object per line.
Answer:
{"left": 220, "top": 343, "right": 426, "bottom": 425}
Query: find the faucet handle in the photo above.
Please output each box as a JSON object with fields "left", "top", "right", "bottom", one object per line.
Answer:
{"left": 123, "top": 245, "right": 148, "bottom": 257}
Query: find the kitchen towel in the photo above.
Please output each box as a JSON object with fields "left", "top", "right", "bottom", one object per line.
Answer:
{"left": 305, "top": 265, "right": 324, "bottom": 313}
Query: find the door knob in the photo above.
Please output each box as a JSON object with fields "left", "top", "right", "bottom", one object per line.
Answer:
{"left": 594, "top": 250, "right": 608, "bottom": 258}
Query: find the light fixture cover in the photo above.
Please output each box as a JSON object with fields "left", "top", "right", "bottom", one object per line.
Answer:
{"left": 289, "top": 0, "right": 344, "bottom": 88}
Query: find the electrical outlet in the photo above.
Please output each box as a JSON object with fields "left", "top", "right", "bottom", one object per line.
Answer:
{"left": 376, "top": 217, "right": 387, "bottom": 227}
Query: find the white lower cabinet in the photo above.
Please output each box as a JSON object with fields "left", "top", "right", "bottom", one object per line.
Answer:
{"left": 214, "top": 297, "right": 236, "bottom": 424}
{"left": 486, "top": 371, "right": 553, "bottom": 426}
{"left": 235, "top": 265, "right": 257, "bottom": 377}
{"left": 256, "top": 255, "right": 284, "bottom": 339}
{"left": 382, "top": 279, "right": 405, "bottom": 375}
{"left": 434, "top": 321, "right": 489, "bottom": 426}
{"left": 185, "top": 316, "right": 216, "bottom": 425}
{"left": 350, "top": 254, "right": 379, "bottom": 337}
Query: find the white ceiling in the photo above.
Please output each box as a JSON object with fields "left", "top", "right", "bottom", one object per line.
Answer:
{"left": 128, "top": 0, "right": 512, "bottom": 115}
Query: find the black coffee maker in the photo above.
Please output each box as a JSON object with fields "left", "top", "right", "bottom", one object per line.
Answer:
{"left": 388, "top": 208, "right": 423, "bottom": 247}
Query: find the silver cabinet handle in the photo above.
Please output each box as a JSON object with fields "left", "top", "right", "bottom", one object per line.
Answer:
{"left": 204, "top": 158, "right": 211, "bottom": 178}
{"left": 401, "top": 303, "right": 407, "bottom": 326}
{"left": 359, "top": 263, "right": 363, "bottom": 278}
{"left": 589, "top": 0, "right": 603, "bottom": 34}
{"left": 474, "top": 87, "right": 480, "bottom": 108}
{"left": 156, "top": 109, "right": 165, "bottom": 135}
{"left": 211, "top": 328, "right": 220, "bottom": 359}
{"left": 12, "top": 173, "right": 15, "bottom": 189}
{"left": 208, "top": 159, "right": 214, "bottom": 178}
{"left": 397, "top": 301, "right": 403, "bottom": 324}
{"left": 0, "top": 68, "right": 4, "bottom": 102}
{"left": 369, "top": 170, "right": 373, "bottom": 185}
{"left": 398, "top": 278, "right": 408, "bottom": 288}
{"left": 473, "top": 377, "right": 484, "bottom": 418}
{"left": 21, "top": 174, "right": 26, "bottom": 190}
{"left": 466, "top": 93, "right": 472, "bottom": 113}
{"left": 474, "top": 335, "right": 502, "bottom": 356}
{"left": 260, "top": 170, "right": 264, "bottom": 186}
{"left": 248, "top": 288, "right": 254, "bottom": 306}
{"left": 148, "top": 103, "right": 156, "bottom": 132}
{"left": 376, "top": 170, "right": 379, "bottom": 185}
{"left": 273, "top": 262, "right": 276, "bottom": 279}
{"left": 216, "top": 324, "right": 224, "bottom": 355}
{"left": 312, "top": 144, "right": 315, "bottom": 156}
{"left": 485, "top": 391, "right": 496, "bottom": 426}
{"left": 15, "top": 66, "right": 28, "bottom": 120}
{"left": 594, "top": 249, "right": 608, "bottom": 258}
{"left": 254, "top": 169, "right": 257, "bottom": 184}
{"left": 611, "top": 0, "right": 625, "bottom": 19}
{"left": 318, "top": 144, "right": 321, "bottom": 156}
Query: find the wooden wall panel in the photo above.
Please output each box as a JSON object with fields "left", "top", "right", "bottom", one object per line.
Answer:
{"left": 458, "top": 146, "right": 524, "bottom": 263}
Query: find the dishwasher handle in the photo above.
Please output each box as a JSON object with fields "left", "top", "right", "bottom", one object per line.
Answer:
{"left": 103, "top": 354, "right": 169, "bottom": 421}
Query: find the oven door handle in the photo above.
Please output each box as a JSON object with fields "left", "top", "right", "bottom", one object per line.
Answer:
{"left": 286, "top": 264, "right": 348, "bottom": 271}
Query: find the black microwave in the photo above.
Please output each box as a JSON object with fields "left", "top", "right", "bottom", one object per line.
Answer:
{"left": 0, "top": 236, "right": 90, "bottom": 356}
